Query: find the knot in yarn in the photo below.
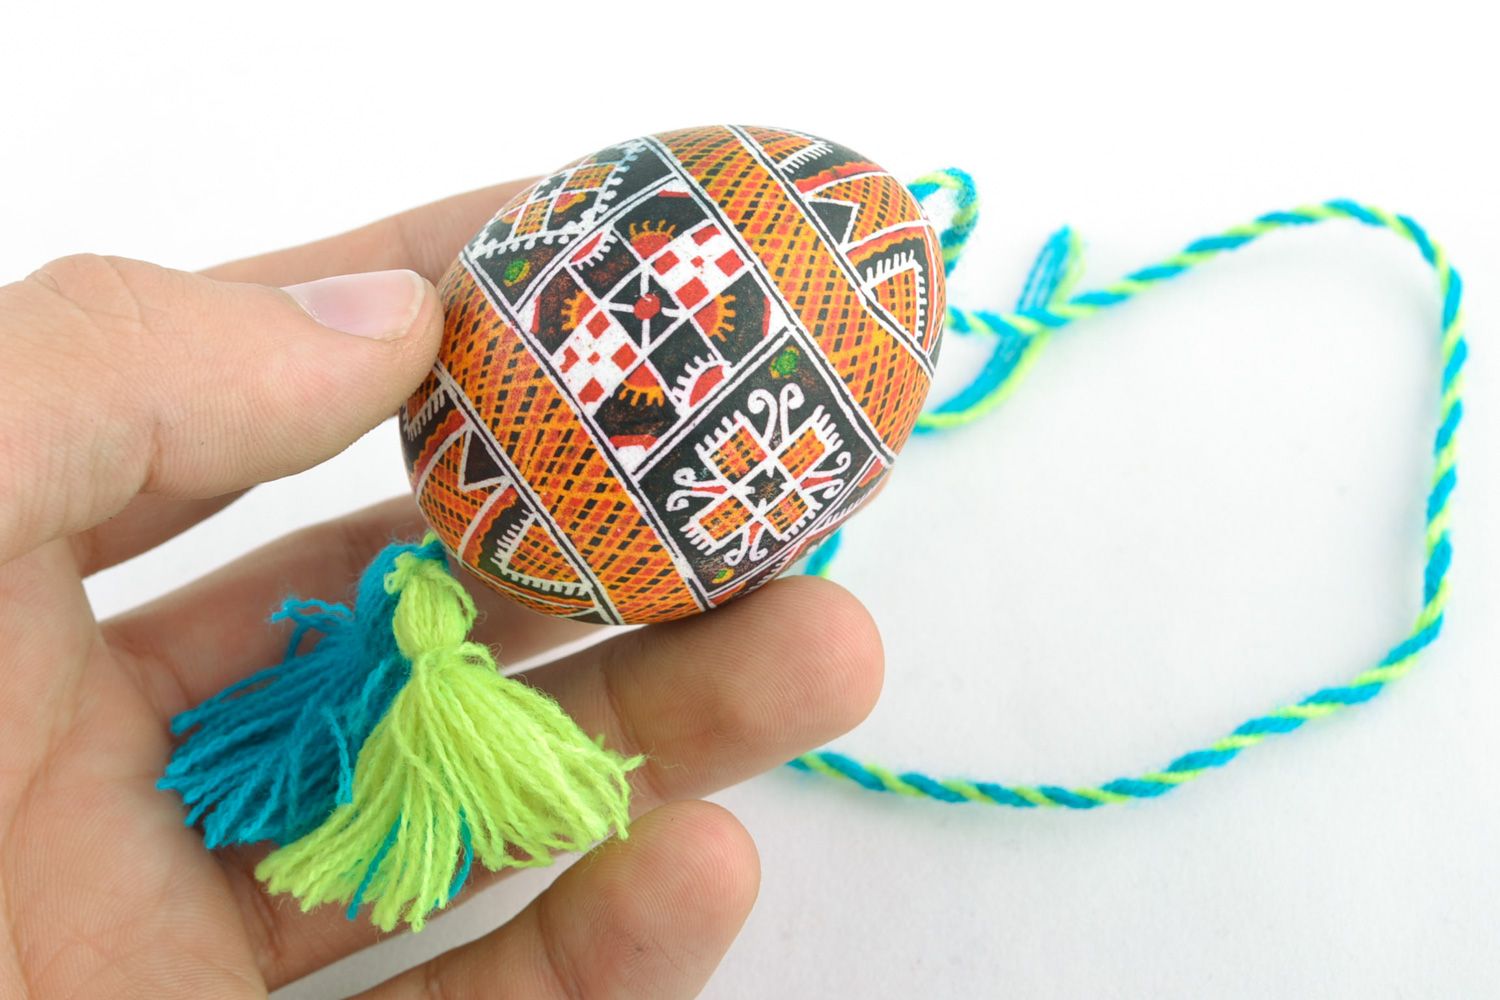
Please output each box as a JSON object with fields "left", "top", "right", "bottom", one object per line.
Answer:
{"left": 386, "top": 548, "right": 476, "bottom": 659}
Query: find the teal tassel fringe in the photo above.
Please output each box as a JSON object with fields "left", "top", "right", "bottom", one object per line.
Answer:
{"left": 158, "top": 536, "right": 446, "bottom": 847}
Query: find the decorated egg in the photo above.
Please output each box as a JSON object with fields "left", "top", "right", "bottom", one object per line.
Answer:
{"left": 400, "top": 125, "right": 944, "bottom": 624}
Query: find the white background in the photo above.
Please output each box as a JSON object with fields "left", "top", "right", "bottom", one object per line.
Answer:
{"left": 4, "top": 1, "right": 1498, "bottom": 996}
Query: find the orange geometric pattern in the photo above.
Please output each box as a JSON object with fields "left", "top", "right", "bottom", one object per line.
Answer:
{"left": 779, "top": 427, "right": 828, "bottom": 479}
{"left": 503, "top": 520, "right": 582, "bottom": 589}
{"left": 739, "top": 126, "right": 824, "bottom": 166}
{"left": 657, "top": 126, "right": 935, "bottom": 445}
{"left": 922, "top": 222, "right": 947, "bottom": 354}
{"left": 414, "top": 431, "right": 495, "bottom": 548}
{"left": 404, "top": 125, "right": 943, "bottom": 623}
{"left": 710, "top": 425, "right": 767, "bottom": 479}
{"left": 699, "top": 498, "right": 754, "bottom": 542}
{"left": 847, "top": 222, "right": 945, "bottom": 355}
{"left": 870, "top": 267, "right": 919, "bottom": 335}
{"left": 765, "top": 492, "right": 811, "bottom": 534}
{"left": 424, "top": 267, "right": 701, "bottom": 622}
{"left": 804, "top": 173, "right": 912, "bottom": 244}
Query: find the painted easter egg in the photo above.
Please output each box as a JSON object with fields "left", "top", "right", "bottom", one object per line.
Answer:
{"left": 400, "top": 125, "right": 944, "bottom": 624}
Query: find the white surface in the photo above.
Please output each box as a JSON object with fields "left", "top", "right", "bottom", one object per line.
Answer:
{"left": 4, "top": 2, "right": 1498, "bottom": 996}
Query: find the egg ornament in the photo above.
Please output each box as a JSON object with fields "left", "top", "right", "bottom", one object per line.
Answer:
{"left": 401, "top": 125, "right": 946, "bottom": 624}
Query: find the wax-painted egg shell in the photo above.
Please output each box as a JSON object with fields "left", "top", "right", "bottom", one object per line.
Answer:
{"left": 400, "top": 125, "right": 944, "bottom": 625}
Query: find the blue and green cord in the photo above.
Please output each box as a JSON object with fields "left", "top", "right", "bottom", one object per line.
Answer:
{"left": 794, "top": 172, "right": 1466, "bottom": 809}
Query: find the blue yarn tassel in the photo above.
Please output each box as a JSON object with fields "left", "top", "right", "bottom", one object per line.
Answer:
{"left": 158, "top": 536, "right": 447, "bottom": 847}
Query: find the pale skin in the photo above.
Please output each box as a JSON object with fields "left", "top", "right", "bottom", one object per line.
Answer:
{"left": 0, "top": 181, "right": 885, "bottom": 998}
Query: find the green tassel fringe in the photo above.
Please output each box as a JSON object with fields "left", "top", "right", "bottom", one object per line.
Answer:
{"left": 255, "top": 538, "right": 640, "bottom": 932}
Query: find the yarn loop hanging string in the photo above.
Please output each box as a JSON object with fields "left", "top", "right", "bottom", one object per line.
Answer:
{"left": 797, "top": 173, "right": 1466, "bottom": 808}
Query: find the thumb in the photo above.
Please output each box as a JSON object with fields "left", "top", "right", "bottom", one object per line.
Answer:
{"left": 0, "top": 254, "right": 443, "bottom": 564}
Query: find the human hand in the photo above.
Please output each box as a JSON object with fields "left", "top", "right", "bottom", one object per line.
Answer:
{"left": 0, "top": 183, "right": 884, "bottom": 998}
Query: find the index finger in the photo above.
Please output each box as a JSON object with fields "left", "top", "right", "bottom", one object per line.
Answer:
{"left": 204, "top": 178, "right": 533, "bottom": 287}
{"left": 75, "top": 178, "right": 534, "bottom": 575}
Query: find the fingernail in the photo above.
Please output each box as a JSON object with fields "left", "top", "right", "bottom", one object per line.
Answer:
{"left": 283, "top": 269, "right": 426, "bottom": 340}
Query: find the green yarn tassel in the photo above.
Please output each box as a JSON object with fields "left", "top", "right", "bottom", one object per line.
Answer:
{"left": 256, "top": 536, "right": 640, "bottom": 932}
